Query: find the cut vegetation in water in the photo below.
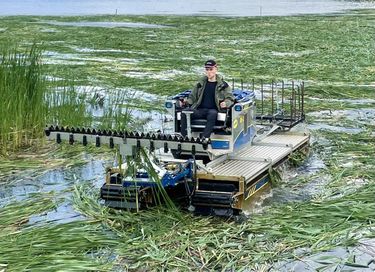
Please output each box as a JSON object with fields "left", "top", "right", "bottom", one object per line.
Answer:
{"left": 0, "top": 8, "right": 375, "bottom": 271}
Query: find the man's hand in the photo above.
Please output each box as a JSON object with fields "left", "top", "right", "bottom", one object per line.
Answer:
{"left": 179, "top": 98, "right": 188, "bottom": 107}
{"left": 220, "top": 101, "right": 227, "bottom": 108}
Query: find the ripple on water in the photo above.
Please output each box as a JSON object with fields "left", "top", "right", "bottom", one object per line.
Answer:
{"left": 0, "top": 159, "right": 107, "bottom": 225}
{"left": 242, "top": 153, "right": 327, "bottom": 215}
{"left": 28, "top": 201, "right": 86, "bottom": 225}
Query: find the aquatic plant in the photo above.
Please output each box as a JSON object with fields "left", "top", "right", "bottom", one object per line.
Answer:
{"left": 0, "top": 44, "right": 47, "bottom": 155}
{"left": 0, "top": 220, "right": 116, "bottom": 271}
{"left": 0, "top": 8, "right": 375, "bottom": 271}
{"left": 71, "top": 182, "right": 375, "bottom": 270}
{"left": 113, "top": 147, "right": 179, "bottom": 212}
{"left": 0, "top": 193, "right": 57, "bottom": 230}
{"left": 46, "top": 83, "right": 93, "bottom": 128}
{"left": 1, "top": 10, "right": 372, "bottom": 95}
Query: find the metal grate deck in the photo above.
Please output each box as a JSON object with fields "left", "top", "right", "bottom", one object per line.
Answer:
{"left": 257, "top": 133, "right": 309, "bottom": 150}
{"left": 235, "top": 145, "right": 291, "bottom": 164}
{"left": 204, "top": 132, "right": 309, "bottom": 182}
{"left": 208, "top": 160, "right": 269, "bottom": 180}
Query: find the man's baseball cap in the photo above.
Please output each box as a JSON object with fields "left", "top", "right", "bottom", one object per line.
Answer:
{"left": 204, "top": 59, "right": 217, "bottom": 67}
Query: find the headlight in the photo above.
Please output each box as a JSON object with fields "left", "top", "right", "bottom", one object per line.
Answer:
{"left": 165, "top": 101, "right": 173, "bottom": 108}
{"left": 234, "top": 104, "right": 242, "bottom": 112}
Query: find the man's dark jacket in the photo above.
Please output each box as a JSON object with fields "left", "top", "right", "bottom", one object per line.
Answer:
{"left": 187, "top": 75, "right": 234, "bottom": 110}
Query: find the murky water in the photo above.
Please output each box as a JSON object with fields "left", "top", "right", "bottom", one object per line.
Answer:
{"left": 242, "top": 152, "right": 328, "bottom": 215}
{"left": 307, "top": 108, "right": 375, "bottom": 134}
{"left": 0, "top": 0, "right": 373, "bottom": 17}
{"left": 0, "top": 158, "right": 107, "bottom": 224}
{"left": 275, "top": 238, "right": 375, "bottom": 271}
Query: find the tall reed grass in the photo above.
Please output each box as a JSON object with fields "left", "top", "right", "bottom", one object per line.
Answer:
{"left": 46, "top": 84, "right": 93, "bottom": 128}
{"left": 0, "top": 44, "right": 146, "bottom": 157}
{"left": 0, "top": 44, "right": 47, "bottom": 155}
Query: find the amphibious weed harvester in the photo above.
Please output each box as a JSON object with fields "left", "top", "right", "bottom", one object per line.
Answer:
{"left": 45, "top": 80, "right": 309, "bottom": 216}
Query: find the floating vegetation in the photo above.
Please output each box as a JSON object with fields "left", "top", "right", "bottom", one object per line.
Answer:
{"left": 0, "top": 193, "right": 57, "bottom": 229}
{"left": 70, "top": 182, "right": 375, "bottom": 270}
{"left": 1, "top": 10, "right": 374, "bottom": 95}
{"left": 0, "top": 8, "right": 375, "bottom": 271}
{"left": 0, "top": 220, "right": 116, "bottom": 271}
{"left": 0, "top": 140, "right": 115, "bottom": 180}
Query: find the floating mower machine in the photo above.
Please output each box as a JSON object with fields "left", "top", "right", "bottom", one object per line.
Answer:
{"left": 45, "top": 80, "right": 309, "bottom": 216}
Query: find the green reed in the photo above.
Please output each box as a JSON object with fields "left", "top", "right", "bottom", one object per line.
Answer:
{"left": 0, "top": 44, "right": 47, "bottom": 155}
{"left": 45, "top": 83, "right": 93, "bottom": 128}
{"left": 0, "top": 44, "right": 151, "bottom": 157}
{"left": 119, "top": 147, "right": 179, "bottom": 212}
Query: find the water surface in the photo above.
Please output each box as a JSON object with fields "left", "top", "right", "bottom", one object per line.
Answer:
{"left": 1, "top": 0, "right": 374, "bottom": 17}
{"left": 43, "top": 20, "right": 168, "bottom": 28}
